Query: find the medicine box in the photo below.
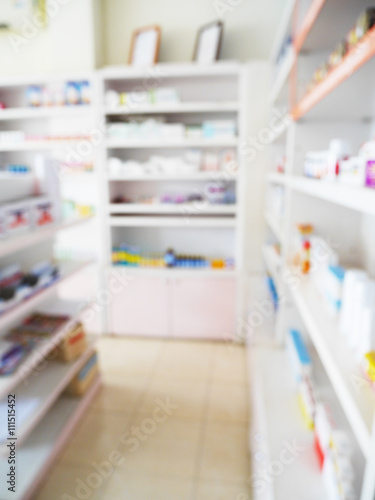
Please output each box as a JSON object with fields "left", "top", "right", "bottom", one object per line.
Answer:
{"left": 286, "top": 329, "right": 312, "bottom": 382}
{"left": 65, "top": 352, "right": 99, "bottom": 396}
{"left": 297, "top": 374, "right": 317, "bottom": 430}
{"left": 363, "top": 352, "right": 375, "bottom": 386}
{"left": 53, "top": 322, "right": 87, "bottom": 363}
{"left": 323, "top": 265, "right": 345, "bottom": 316}
{"left": 30, "top": 196, "right": 55, "bottom": 228}
{"left": 4, "top": 199, "right": 32, "bottom": 235}
{"left": 202, "top": 120, "right": 236, "bottom": 140}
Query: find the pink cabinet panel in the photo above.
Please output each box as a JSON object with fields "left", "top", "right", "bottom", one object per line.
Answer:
{"left": 171, "top": 277, "right": 236, "bottom": 340}
{"left": 109, "top": 274, "right": 170, "bottom": 337}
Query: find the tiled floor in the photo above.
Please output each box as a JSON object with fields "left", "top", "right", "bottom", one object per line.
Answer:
{"left": 35, "top": 337, "right": 251, "bottom": 500}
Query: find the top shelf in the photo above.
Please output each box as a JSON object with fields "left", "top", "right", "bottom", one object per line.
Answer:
{"left": 100, "top": 63, "right": 242, "bottom": 81}
{"left": 104, "top": 101, "right": 238, "bottom": 115}
{"left": 0, "top": 72, "right": 95, "bottom": 89}
{"left": 293, "top": 0, "right": 326, "bottom": 53}
{"left": 293, "top": 25, "right": 375, "bottom": 120}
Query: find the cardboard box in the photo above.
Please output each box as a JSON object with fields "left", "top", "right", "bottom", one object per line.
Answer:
{"left": 54, "top": 322, "right": 87, "bottom": 363}
{"left": 65, "top": 352, "right": 98, "bottom": 396}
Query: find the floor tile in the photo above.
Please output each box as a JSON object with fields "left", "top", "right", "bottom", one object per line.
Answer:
{"left": 103, "top": 471, "right": 194, "bottom": 500}
{"left": 91, "top": 374, "right": 148, "bottom": 415}
{"left": 119, "top": 415, "right": 202, "bottom": 479}
{"left": 195, "top": 479, "right": 251, "bottom": 500}
{"left": 153, "top": 341, "right": 214, "bottom": 382}
{"left": 137, "top": 377, "right": 208, "bottom": 420}
{"left": 34, "top": 463, "right": 109, "bottom": 500}
{"left": 207, "top": 382, "right": 249, "bottom": 423}
{"left": 97, "top": 337, "right": 162, "bottom": 376}
{"left": 35, "top": 338, "right": 251, "bottom": 499}
{"left": 59, "top": 410, "right": 130, "bottom": 465}
{"left": 212, "top": 343, "right": 247, "bottom": 384}
{"left": 198, "top": 422, "right": 250, "bottom": 483}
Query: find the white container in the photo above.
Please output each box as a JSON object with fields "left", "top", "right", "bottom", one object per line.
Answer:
{"left": 339, "top": 269, "right": 367, "bottom": 337}
{"left": 356, "top": 280, "right": 375, "bottom": 360}
{"left": 160, "top": 123, "right": 185, "bottom": 141}
{"left": 325, "top": 139, "right": 352, "bottom": 182}
{"left": 348, "top": 276, "right": 369, "bottom": 349}
{"left": 339, "top": 156, "right": 366, "bottom": 187}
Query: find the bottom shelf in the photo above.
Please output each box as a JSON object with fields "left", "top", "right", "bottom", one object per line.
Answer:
{"left": 248, "top": 340, "right": 325, "bottom": 500}
{"left": 0, "top": 376, "right": 101, "bottom": 500}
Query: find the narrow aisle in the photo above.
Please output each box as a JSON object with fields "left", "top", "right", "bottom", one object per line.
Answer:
{"left": 35, "top": 338, "right": 251, "bottom": 500}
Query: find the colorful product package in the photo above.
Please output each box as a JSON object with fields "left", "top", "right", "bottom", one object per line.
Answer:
{"left": 365, "top": 160, "right": 375, "bottom": 188}
{"left": 30, "top": 196, "right": 55, "bottom": 228}
{"left": 65, "top": 352, "right": 99, "bottom": 396}
{"left": 4, "top": 200, "right": 32, "bottom": 235}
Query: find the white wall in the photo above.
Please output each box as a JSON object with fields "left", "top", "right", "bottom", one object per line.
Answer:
{"left": 0, "top": 0, "right": 97, "bottom": 76}
{"left": 102, "top": 0, "right": 287, "bottom": 65}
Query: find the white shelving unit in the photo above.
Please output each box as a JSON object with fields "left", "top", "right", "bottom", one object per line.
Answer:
{"left": 99, "top": 63, "right": 248, "bottom": 339}
{"left": 0, "top": 73, "right": 101, "bottom": 499}
{"left": 250, "top": 2, "right": 375, "bottom": 499}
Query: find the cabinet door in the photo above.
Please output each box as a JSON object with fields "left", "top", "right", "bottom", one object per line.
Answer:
{"left": 171, "top": 277, "right": 236, "bottom": 340}
{"left": 109, "top": 273, "right": 170, "bottom": 337}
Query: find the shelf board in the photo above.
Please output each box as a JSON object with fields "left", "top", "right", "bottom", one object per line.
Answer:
{"left": 290, "top": 177, "right": 375, "bottom": 217}
{"left": 106, "top": 172, "right": 238, "bottom": 181}
{"left": 105, "top": 138, "right": 238, "bottom": 149}
{"left": 267, "top": 172, "right": 288, "bottom": 185}
{"left": 293, "top": 26, "right": 375, "bottom": 120}
{"left": 109, "top": 203, "right": 237, "bottom": 215}
{"left": 0, "top": 376, "right": 101, "bottom": 500}
{"left": 249, "top": 342, "right": 326, "bottom": 500}
{"left": 109, "top": 215, "right": 236, "bottom": 228}
{"left": 0, "top": 173, "right": 32, "bottom": 181}
{"left": 110, "top": 266, "right": 236, "bottom": 278}
{"left": 104, "top": 101, "right": 238, "bottom": 115}
{"left": 0, "top": 72, "right": 95, "bottom": 89}
{"left": 262, "top": 245, "right": 282, "bottom": 290}
{"left": 0, "top": 338, "right": 97, "bottom": 453}
{"left": 100, "top": 63, "right": 241, "bottom": 80}
{"left": 0, "top": 106, "right": 94, "bottom": 121}
{"left": 265, "top": 212, "right": 284, "bottom": 243}
{"left": 294, "top": 0, "right": 326, "bottom": 53}
{"left": 0, "top": 260, "right": 93, "bottom": 335}
{"left": 0, "top": 217, "right": 93, "bottom": 260}
{"left": 0, "top": 139, "right": 91, "bottom": 152}
{"left": 289, "top": 275, "right": 375, "bottom": 458}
